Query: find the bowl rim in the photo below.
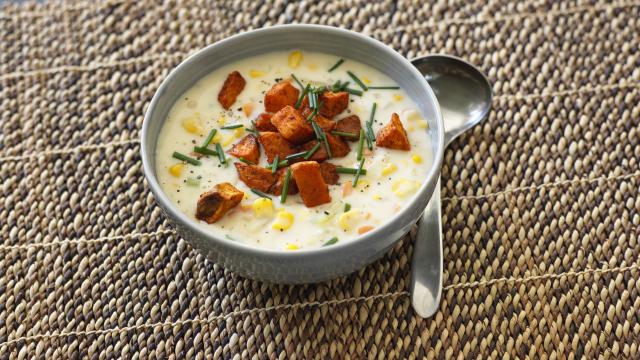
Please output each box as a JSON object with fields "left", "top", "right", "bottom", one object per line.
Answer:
{"left": 141, "top": 24, "right": 444, "bottom": 258}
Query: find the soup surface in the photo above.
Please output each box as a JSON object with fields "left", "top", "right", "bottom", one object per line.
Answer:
{"left": 156, "top": 50, "right": 433, "bottom": 250}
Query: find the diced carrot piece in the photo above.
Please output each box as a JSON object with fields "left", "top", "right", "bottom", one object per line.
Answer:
{"left": 375, "top": 113, "right": 410, "bottom": 150}
{"left": 290, "top": 161, "right": 331, "bottom": 207}
{"left": 319, "top": 162, "right": 339, "bottom": 185}
{"left": 270, "top": 105, "right": 315, "bottom": 144}
{"left": 195, "top": 182, "right": 244, "bottom": 223}
{"left": 258, "top": 131, "right": 297, "bottom": 163}
{"left": 318, "top": 91, "right": 349, "bottom": 118}
{"left": 234, "top": 162, "right": 277, "bottom": 192}
{"left": 255, "top": 113, "right": 277, "bottom": 132}
{"left": 264, "top": 81, "right": 300, "bottom": 113}
{"left": 358, "top": 225, "right": 374, "bottom": 234}
{"left": 334, "top": 115, "right": 362, "bottom": 142}
{"left": 268, "top": 167, "right": 299, "bottom": 195}
{"left": 227, "top": 134, "right": 260, "bottom": 164}
{"left": 217, "top": 71, "right": 246, "bottom": 110}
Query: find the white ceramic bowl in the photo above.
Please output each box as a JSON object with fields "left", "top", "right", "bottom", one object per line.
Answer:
{"left": 141, "top": 24, "right": 444, "bottom": 283}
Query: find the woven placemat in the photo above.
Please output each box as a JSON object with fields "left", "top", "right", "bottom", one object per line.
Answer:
{"left": 1, "top": 0, "right": 639, "bottom": 358}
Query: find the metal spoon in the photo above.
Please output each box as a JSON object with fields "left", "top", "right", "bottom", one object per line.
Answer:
{"left": 410, "top": 54, "right": 493, "bottom": 318}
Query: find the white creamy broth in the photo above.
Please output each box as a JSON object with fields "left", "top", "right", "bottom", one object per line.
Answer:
{"left": 156, "top": 50, "right": 433, "bottom": 250}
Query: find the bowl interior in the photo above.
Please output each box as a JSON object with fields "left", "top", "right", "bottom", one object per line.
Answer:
{"left": 142, "top": 24, "right": 444, "bottom": 255}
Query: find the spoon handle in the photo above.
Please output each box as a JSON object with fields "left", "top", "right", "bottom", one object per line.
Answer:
{"left": 410, "top": 177, "right": 443, "bottom": 318}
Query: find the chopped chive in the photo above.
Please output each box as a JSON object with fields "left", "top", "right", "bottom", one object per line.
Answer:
{"left": 291, "top": 73, "right": 303, "bottom": 89}
{"left": 323, "top": 237, "right": 339, "bottom": 246}
{"left": 277, "top": 159, "right": 289, "bottom": 168}
{"left": 245, "top": 120, "right": 258, "bottom": 135}
{"left": 173, "top": 151, "right": 201, "bottom": 166}
{"left": 251, "top": 188, "right": 271, "bottom": 198}
{"left": 306, "top": 106, "right": 319, "bottom": 122}
{"left": 280, "top": 168, "right": 292, "bottom": 204}
{"left": 368, "top": 102, "right": 377, "bottom": 125}
{"left": 365, "top": 123, "right": 374, "bottom": 150}
{"left": 285, "top": 151, "right": 307, "bottom": 161}
{"left": 352, "top": 158, "right": 365, "bottom": 186}
{"left": 356, "top": 128, "right": 365, "bottom": 161}
{"left": 347, "top": 71, "right": 368, "bottom": 91}
{"left": 186, "top": 177, "right": 200, "bottom": 186}
{"left": 201, "top": 128, "right": 217, "bottom": 148}
{"left": 344, "top": 88, "right": 363, "bottom": 96}
{"left": 295, "top": 84, "right": 310, "bottom": 109}
{"left": 193, "top": 146, "right": 218, "bottom": 156}
{"left": 221, "top": 124, "right": 243, "bottom": 130}
{"left": 336, "top": 167, "right": 367, "bottom": 175}
{"left": 309, "top": 91, "right": 318, "bottom": 109}
{"left": 238, "top": 157, "right": 255, "bottom": 165}
{"left": 215, "top": 143, "right": 227, "bottom": 166}
{"left": 344, "top": 203, "right": 351, "bottom": 212}
{"left": 367, "top": 86, "right": 400, "bottom": 90}
{"left": 331, "top": 131, "right": 359, "bottom": 139}
{"left": 271, "top": 155, "right": 279, "bottom": 174}
{"left": 303, "top": 142, "right": 321, "bottom": 160}
{"left": 311, "top": 120, "right": 331, "bottom": 158}
{"left": 328, "top": 58, "right": 345, "bottom": 72}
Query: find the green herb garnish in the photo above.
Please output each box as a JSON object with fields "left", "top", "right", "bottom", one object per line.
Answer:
{"left": 352, "top": 158, "right": 365, "bottom": 186}
{"left": 285, "top": 151, "right": 308, "bottom": 161}
{"left": 303, "top": 142, "right": 321, "bottom": 160}
{"left": 368, "top": 86, "right": 400, "bottom": 90}
{"left": 323, "top": 237, "right": 339, "bottom": 246}
{"left": 344, "top": 203, "right": 351, "bottom": 212}
{"left": 306, "top": 106, "right": 319, "bottom": 122}
{"left": 295, "top": 84, "right": 310, "bottom": 109}
{"left": 311, "top": 120, "right": 331, "bottom": 158}
{"left": 186, "top": 177, "right": 200, "bottom": 186}
{"left": 328, "top": 59, "right": 345, "bottom": 72}
{"left": 215, "top": 143, "right": 227, "bottom": 166}
{"left": 308, "top": 91, "right": 318, "bottom": 109}
{"left": 271, "top": 155, "right": 280, "bottom": 174}
{"left": 172, "top": 151, "right": 201, "bottom": 166}
{"left": 201, "top": 129, "right": 217, "bottom": 148}
{"left": 347, "top": 71, "right": 368, "bottom": 91}
{"left": 365, "top": 102, "right": 377, "bottom": 150}
{"left": 221, "top": 124, "right": 243, "bottom": 130}
{"left": 331, "top": 131, "right": 359, "bottom": 139}
{"left": 245, "top": 120, "right": 258, "bottom": 135}
{"left": 238, "top": 157, "right": 255, "bottom": 165}
{"left": 356, "top": 128, "right": 365, "bottom": 161}
{"left": 280, "top": 168, "right": 292, "bottom": 204}
{"left": 251, "top": 188, "right": 271, "bottom": 198}
{"left": 193, "top": 146, "right": 218, "bottom": 156}
{"left": 345, "top": 88, "right": 363, "bottom": 96}
{"left": 336, "top": 167, "right": 367, "bottom": 175}
{"left": 225, "top": 234, "right": 237, "bottom": 241}
{"left": 291, "top": 73, "right": 304, "bottom": 89}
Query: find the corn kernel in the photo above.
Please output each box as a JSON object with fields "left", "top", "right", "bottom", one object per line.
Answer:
{"left": 391, "top": 178, "right": 420, "bottom": 198}
{"left": 252, "top": 198, "right": 274, "bottom": 217}
{"left": 233, "top": 127, "right": 245, "bottom": 138}
{"left": 372, "top": 194, "right": 383, "bottom": 200}
{"left": 169, "top": 163, "right": 184, "bottom": 177}
{"left": 381, "top": 163, "right": 397, "bottom": 176}
{"left": 249, "top": 70, "right": 266, "bottom": 78}
{"left": 285, "top": 243, "right": 299, "bottom": 250}
{"left": 416, "top": 119, "right": 429, "bottom": 129}
{"left": 338, "top": 209, "right": 360, "bottom": 231}
{"left": 288, "top": 50, "right": 303, "bottom": 68}
{"left": 411, "top": 154, "right": 423, "bottom": 164}
{"left": 354, "top": 179, "right": 370, "bottom": 190}
{"left": 393, "top": 94, "right": 403, "bottom": 102}
{"left": 222, "top": 134, "right": 235, "bottom": 146}
{"left": 272, "top": 211, "right": 294, "bottom": 231}
{"left": 362, "top": 76, "right": 372, "bottom": 85}
{"left": 217, "top": 117, "right": 227, "bottom": 126}
{"left": 212, "top": 132, "right": 222, "bottom": 144}
{"left": 182, "top": 118, "right": 202, "bottom": 134}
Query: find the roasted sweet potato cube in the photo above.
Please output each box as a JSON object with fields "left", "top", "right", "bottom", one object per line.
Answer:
{"left": 258, "top": 132, "right": 297, "bottom": 163}
{"left": 255, "top": 113, "right": 277, "bottom": 132}
{"left": 376, "top": 113, "right": 410, "bottom": 150}
{"left": 301, "top": 107, "right": 335, "bottom": 132}
{"left": 264, "top": 81, "right": 300, "bottom": 113}
{"left": 195, "top": 183, "right": 244, "bottom": 223}
{"left": 318, "top": 91, "right": 349, "bottom": 118}
{"left": 334, "top": 115, "right": 362, "bottom": 142}
{"left": 298, "top": 140, "right": 327, "bottom": 162}
{"left": 268, "top": 167, "right": 299, "bottom": 196}
{"left": 291, "top": 161, "right": 331, "bottom": 207}
{"left": 325, "top": 133, "right": 350, "bottom": 157}
{"left": 218, "top": 71, "right": 246, "bottom": 110}
{"left": 234, "top": 162, "right": 277, "bottom": 192}
{"left": 319, "top": 162, "right": 339, "bottom": 185}
{"left": 270, "top": 105, "right": 314, "bottom": 144}
{"left": 227, "top": 134, "right": 260, "bottom": 164}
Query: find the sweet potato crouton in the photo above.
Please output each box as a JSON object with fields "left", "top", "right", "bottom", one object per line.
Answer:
{"left": 268, "top": 167, "right": 299, "bottom": 196}
{"left": 318, "top": 91, "right": 349, "bottom": 118}
{"left": 218, "top": 71, "right": 246, "bottom": 110}
{"left": 195, "top": 183, "right": 244, "bottom": 223}
{"left": 255, "top": 113, "right": 277, "bottom": 132}
{"left": 258, "top": 132, "right": 297, "bottom": 162}
{"left": 264, "top": 81, "right": 300, "bottom": 113}
{"left": 270, "top": 105, "right": 314, "bottom": 144}
{"left": 301, "top": 107, "right": 335, "bottom": 132}
{"left": 234, "top": 162, "right": 277, "bottom": 192}
{"left": 319, "top": 162, "right": 339, "bottom": 185}
{"left": 290, "top": 161, "right": 331, "bottom": 207}
{"left": 227, "top": 134, "right": 260, "bottom": 164}
{"left": 298, "top": 133, "right": 350, "bottom": 161}
{"left": 375, "top": 113, "right": 410, "bottom": 150}
{"left": 298, "top": 140, "right": 327, "bottom": 161}
{"left": 334, "top": 115, "right": 362, "bottom": 142}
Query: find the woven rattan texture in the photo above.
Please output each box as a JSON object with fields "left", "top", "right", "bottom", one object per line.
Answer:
{"left": 1, "top": 0, "right": 639, "bottom": 358}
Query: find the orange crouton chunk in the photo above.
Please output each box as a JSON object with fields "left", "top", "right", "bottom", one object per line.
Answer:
{"left": 298, "top": 140, "right": 327, "bottom": 162}
{"left": 268, "top": 167, "right": 299, "bottom": 196}
{"left": 334, "top": 115, "right": 362, "bottom": 142}
{"left": 227, "top": 134, "right": 260, "bottom": 164}
{"left": 376, "top": 113, "right": 410, "bottom": 150}
{"left": 258, "top": 132, "right": 297, "bottom": 163}
{"left": 298, "top": 133, "right": 350, "bottom": 161}
{"left": 290, "top": 161, "right": 331, "bottom": 207}
{"left": 318, "top": 91, "right": 349, "bottom": 118}
{"left": 319, "top": 162, "right": 339, "bottom": 185}
{"left": 270, "top": 105, "right": 314, "bottom": 144}
{"left": 264, "top": 81, "right": 300, "bottom": 113}
{"left": 195, "top": 183, "right": 244, "bottom": 223}
{"left": 234, "top": 162, "right": 277, "bottom": 192}
{"left": 218, "top": 71, "right": 246, "bottom": 110}
{"left": 301, "top": 107, "right": 335, "bottom": 132}
{"left": 255, "top": 113, "right": 277, "bottom": 132}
